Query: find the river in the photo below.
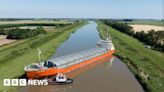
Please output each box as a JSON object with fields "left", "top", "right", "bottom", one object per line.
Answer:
{"left": 18, "top": 22, "right": 144, "bottom": 92}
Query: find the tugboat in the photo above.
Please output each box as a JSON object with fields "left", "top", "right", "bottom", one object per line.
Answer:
{"left": 48, "top": 73, "right": 73, "bottom": 85}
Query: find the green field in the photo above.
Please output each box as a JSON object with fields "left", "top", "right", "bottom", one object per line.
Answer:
{"left": 0, "top": 20, "right": 73, "bottom": 25}
{"left": 97, "top": 21, "right": 164, "bottom": 92}
{"left": 127, "top": 19, "right": 164, "bottom": 27}
{"left": 0, "top": 21, "right": 86, "bottom": 92}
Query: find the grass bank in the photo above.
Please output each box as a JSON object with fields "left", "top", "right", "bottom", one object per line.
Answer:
{"left": 97, "top": 21, "right": 164, "bottom": 92}
{"left": 0, "top": 21, "right": 87, "bottom": 92}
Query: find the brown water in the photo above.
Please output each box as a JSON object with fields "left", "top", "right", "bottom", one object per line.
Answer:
{"left": 17, "top": 22, "right": 144, "bottom": 92}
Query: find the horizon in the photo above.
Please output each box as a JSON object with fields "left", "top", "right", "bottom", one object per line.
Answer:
{"left": 0, "top": 0, "right": 163, "bottom": 19}
{"left": 0, "top": 18, "right": 163, "bottom": 20}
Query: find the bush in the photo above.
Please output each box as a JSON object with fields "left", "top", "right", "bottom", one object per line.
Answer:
{"left": 2, "top": 27, "right": 47, "bottom": 39}
{"left": 0, "top": 23, "right": 71, "bottom": 28}
{"left": 0, "top": 28, "right": 11, "bottom": 35}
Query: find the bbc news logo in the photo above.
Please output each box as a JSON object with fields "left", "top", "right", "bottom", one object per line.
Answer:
{"left": 3, "top": 79, "right": 48, "bottom": 86}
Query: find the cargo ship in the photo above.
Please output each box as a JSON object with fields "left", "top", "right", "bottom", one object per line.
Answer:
{"left": 24, "top": 37, "right": 115, "bottom": 79}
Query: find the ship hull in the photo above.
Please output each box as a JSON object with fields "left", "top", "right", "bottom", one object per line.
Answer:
{"left": 26, "top": 50, "right": 115, "bottom": 79}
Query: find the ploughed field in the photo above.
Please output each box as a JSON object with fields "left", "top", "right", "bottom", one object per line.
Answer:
{"left": 130, "top": 24, "right": 164, "bottom": 33}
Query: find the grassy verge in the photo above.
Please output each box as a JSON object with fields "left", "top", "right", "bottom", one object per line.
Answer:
{"left": 0, "top": 21, "right": 87, "bottom": 92}
{"left": 97, "top": 21, "right": 164, "bottom": 92}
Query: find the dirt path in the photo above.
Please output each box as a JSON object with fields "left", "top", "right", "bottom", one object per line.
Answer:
{"left": 0, "top": 35, "right": 16, "bottom": 46}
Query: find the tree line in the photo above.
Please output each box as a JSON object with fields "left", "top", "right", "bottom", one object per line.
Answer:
{"left": 134, "top": 30, "right": 164, "bottom": 51}
{"left": 102, "top": 20, "right": 164, "bottom": 52}
{"left": 0, "top": 23, "right": 71, "bottom": 28}
{"left": 0, "top": 27, "right": 46, "bottom": 39}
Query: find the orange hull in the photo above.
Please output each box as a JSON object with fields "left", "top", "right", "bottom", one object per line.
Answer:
{"left": 26, "top": 50, "right": 115, "bottom": 79}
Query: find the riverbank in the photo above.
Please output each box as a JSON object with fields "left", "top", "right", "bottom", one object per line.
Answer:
{"left": 97, "top": 21, "right": 164, "bottom": 92}
{"left": 0, "top": 21, "right": 87, "bottom": 92}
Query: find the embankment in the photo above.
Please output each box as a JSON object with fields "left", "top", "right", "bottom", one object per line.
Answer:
{"left": 97, "top": 21, "right": 164, "bottom": 92}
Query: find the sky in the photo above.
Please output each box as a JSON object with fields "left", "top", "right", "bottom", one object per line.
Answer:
{"left": 0, "top": 0, "right": 163, "bottom": 19}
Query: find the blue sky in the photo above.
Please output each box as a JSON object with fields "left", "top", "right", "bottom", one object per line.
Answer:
{"left": 0, "top": 0, "right": 163, "bottom": 19}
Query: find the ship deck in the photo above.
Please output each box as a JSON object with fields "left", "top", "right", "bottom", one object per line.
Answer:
{"left": 47, "top": 47, "right": 108, "bottom": 68}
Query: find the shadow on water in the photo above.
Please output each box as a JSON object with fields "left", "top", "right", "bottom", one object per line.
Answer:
{"left": 67, "top": 55, "right": 114, "bottom": 78}
{"left": 18, "top": 74, "right": 28, "bottom": 79}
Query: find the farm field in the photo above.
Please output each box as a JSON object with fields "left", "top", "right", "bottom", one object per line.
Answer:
{"left": 0, "top": 20, "right": 74, "bottom": 28}
{"left": 127, "top": 19, "right": 164, "bottom": 27}
{"left": 0, "top": 20, "right": 73, "bottom": 25}
{"left": 0, "top": 20, "right": 76, "bottom": 46}
{"left": 130, "top": 24, "right": 164, "bottom": 32}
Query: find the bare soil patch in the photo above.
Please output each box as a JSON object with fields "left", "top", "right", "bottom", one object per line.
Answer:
{"left": 0, "top": 35, "right": 16, "bottom": 46}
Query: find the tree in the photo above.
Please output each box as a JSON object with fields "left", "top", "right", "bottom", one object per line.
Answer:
{"left": 6, "top": 27, "right": 46, "bottom": 39}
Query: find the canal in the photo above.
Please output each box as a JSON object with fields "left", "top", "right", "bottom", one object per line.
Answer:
{"left": 18, "top": 22, "right": 144, "bottom": 92}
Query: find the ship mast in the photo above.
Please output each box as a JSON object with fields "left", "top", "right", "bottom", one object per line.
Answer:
{"left": 37, "top": 48, "right": 41, "bottom": 62}
{"left": 106, "top": 29, "right": 109, "bottom": 41}
{"left": 106, "top": 29, "right": 111, "bottom": 50}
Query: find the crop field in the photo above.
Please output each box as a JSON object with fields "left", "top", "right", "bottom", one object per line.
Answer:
{"left": 0, "top": 20, "right": 73, "bottom": 25}
{"left": 97, "top": 21, "right": 164, "bottom": 92}
{"left": 0, "top": 20, "right": 76, "bottom": 46}
{"left": 0, "top": 20, "right": 74, "bottom": 29}
{"left": 127, "top": 19, "right": 164, "bottom": 27}
{"left": 130, "top": 24, "right": 164, "bottom": 32}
